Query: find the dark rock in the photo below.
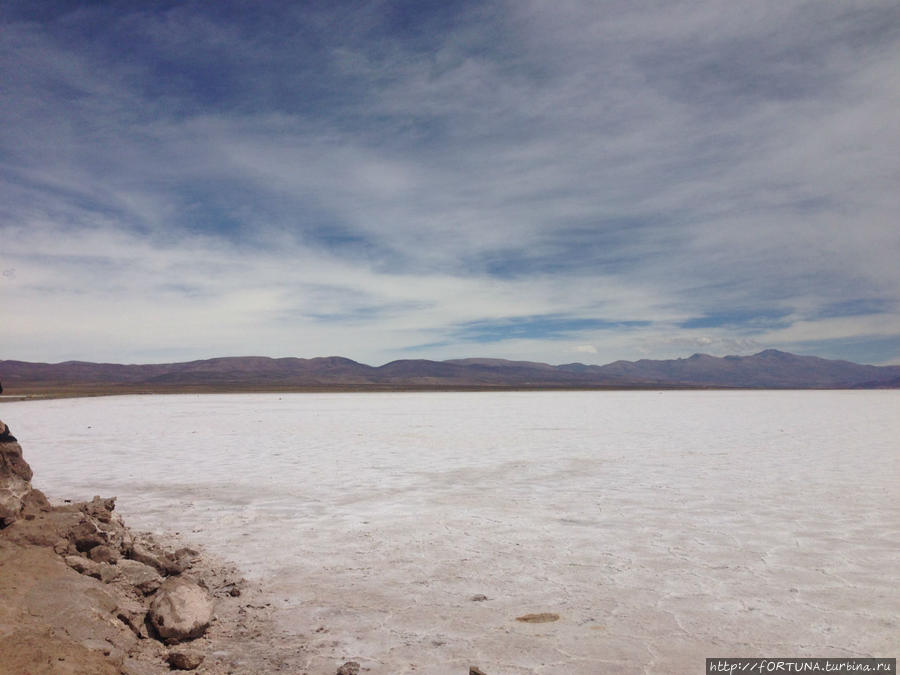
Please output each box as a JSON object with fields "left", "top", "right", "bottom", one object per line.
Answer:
{"left": 470, "top": 594, "right": 489, "bottom": 602}
{"left": 74, "top": 533, "right": 106, "bottom": 552}
{"left": 167, "top": 649, "right": 205, "bottom": 670}
{"left": 470, "top": 668, "right": 488, "bottom": 675}
{"left": 515, "top": 612, "right": 560, "bottom": 623}
{"left": 337, "top": 661, "right": 360, "bottom": 675}
{"left": 149, "top": 577, "right": 214, "bottom": 643}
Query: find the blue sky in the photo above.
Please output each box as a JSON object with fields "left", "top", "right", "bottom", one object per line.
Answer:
{"left": 2, "top": 1, "right": 899, "bottom": 366}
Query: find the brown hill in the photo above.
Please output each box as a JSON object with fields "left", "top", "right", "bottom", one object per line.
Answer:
{"left": 1, "top": 350, "right": 898, "bottom": 394}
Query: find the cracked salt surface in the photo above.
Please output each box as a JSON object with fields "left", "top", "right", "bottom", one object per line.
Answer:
{"left": 6, "top": 391, "right": 899, "bottom": 674}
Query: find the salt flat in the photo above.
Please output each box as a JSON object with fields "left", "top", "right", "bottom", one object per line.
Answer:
{"left": 5, "top": 391, "right": 898, "bottom": 674}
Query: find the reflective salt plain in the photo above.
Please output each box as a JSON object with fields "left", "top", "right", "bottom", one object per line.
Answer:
{"left": 6, "top": 391, "right": 898, "bottom": 674}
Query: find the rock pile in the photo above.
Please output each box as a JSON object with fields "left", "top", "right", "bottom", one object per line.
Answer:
{"left": 0, "top": 419, "right": 378, "bottom": 674}
{"left": 0, "top": 419, "right": 221, "bottom": 672}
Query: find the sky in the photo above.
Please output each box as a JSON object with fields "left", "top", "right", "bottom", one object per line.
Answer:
{"left": 2, "top": 1, "right": 899, "bottom": 367}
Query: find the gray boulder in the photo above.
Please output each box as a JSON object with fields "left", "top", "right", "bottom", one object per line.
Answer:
{"left": 149, "top": 577, "right": 214, "bottom": 643}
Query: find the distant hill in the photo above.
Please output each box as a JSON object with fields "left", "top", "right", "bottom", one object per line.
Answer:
{"left": 568, "top": 349, "right": 900, "bottom": 388}
{"left": 1, "top": 350, "right": 898, "bottom": 393}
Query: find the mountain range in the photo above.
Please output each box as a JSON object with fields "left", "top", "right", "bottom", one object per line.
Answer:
{"left": 2, "top": 350, "right": 899, "bottom": 392}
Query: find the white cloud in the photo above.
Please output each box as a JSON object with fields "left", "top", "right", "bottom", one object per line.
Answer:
{"left": 1, "top": 2, "right": 898, "bottom": 364}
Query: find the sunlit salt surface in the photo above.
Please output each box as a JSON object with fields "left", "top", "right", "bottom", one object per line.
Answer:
{"left": 5, "top": 391, "right": 898, "bottom": 674}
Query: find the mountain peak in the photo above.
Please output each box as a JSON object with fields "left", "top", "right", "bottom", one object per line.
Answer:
{"left": 755, "top": 349, "right": 790, "bottom": 357}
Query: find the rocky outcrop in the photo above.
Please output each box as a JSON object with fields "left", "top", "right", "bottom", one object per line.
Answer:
{"left": 0, "top": 426, "right": 260, "bottom": 671}
{"left": 0, "top": 423, "right": 323, "bottom": 673}
{"left": 149, "top": 577, "right": 214, "bottom": 643}
{"left": 0, "top": 419, "right": 50, "bottom": 527}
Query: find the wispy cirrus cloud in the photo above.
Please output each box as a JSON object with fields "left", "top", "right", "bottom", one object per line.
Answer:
{"left": 1, "top": 1, "right": 898, "bottom": 365}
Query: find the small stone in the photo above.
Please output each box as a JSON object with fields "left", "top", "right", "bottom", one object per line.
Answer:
{"left": 470, "top": 667, "right": 488, "bottom": 675}
{"left": 470, "top": 594, "right": 489, "bottom": 602}
{"left": 167, "top": 649, "right": 205, "bottom": 670}
{"left": 515, "top": 612, "right": 560, "bottom": 623}
{"left": 229, "top": 586, "right": 241, "bottom": 597}
{"left": 337, "top": 661, "right": 360, "bottom": 675}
